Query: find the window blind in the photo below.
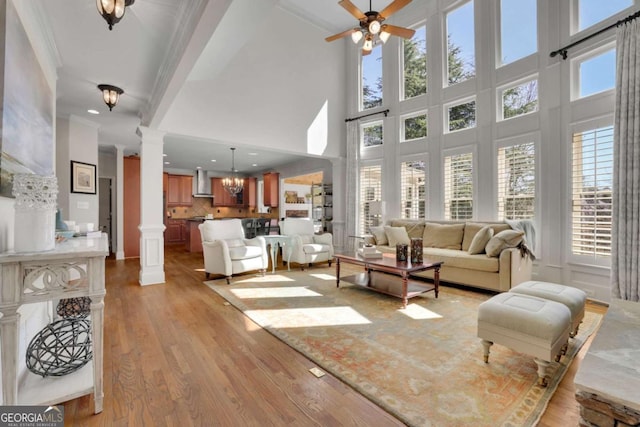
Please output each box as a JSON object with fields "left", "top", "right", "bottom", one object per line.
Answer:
{"left": 444, "top": 152, "right": 473, "bottom": 219}
{"left": 400, "top": 160, "right": 427, "bottom": 219}
{"left": 359, "top": 165, "right": 382, "bottom": 233}
{"left": 497, "top": 142, "right": 536, "bottom": 220}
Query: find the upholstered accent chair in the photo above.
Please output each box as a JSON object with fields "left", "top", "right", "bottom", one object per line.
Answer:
{"left": 199, "top": 219, "right": 268, "bottom": 283}
{"left": 280, "top": 218, "right": 334, "bottom": 269}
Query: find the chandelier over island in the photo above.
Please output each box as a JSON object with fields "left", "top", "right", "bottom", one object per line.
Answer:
{"left": 222, "top": 148, "right": 244, "bottom": 196}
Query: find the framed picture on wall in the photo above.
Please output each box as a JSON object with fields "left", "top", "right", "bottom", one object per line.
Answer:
{"left": 71, "top": 161, "right": 96, "bottom": 194}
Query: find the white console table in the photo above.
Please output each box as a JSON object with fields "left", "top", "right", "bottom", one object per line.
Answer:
{"left": 0, "top": 234, "right": 108, "bottom": 413}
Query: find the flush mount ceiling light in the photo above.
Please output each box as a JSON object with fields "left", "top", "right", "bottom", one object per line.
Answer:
{"left": 325, "top": 0, "right": 415, "bottom": 55}
{"left": 222, "top": 148, "right": 244, "bottom": 196}
{"left": 97, "top": 84, "right": 123, "bottom": 111}
{"left": 96, "top": 0, "right": 135, "bottom": 31}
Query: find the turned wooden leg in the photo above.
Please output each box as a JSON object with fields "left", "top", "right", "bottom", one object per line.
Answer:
{"left": 481, "top": 340, "right": 493, "bottom": 363}
{"left": 261, "top": 269, "right": 266, "bottom": 277}
{"left": 226, "top": 276, "right": 231, "bottom": 284}
{"left": 205, "top": 272, "right": 210, "bottom": 280}
{"left": 328, "top": 260, "right": 332, "bottom": 267}
{"left": 570, "top": 321, "right": 582, "bottom": 338}
{"left": 534, "top": 358, "right": 550, "bottom": 387}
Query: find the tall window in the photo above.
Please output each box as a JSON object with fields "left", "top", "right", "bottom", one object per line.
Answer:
{"left": 400, "top": 160, "right": 427, "bottom": 219}
{"left": 447, "top": 98, "right": 476, "bottom": 132}
{"left": 576, "top": 47, "right": 616, "bottom": 99}
{"left": 500, "top": 78, "right": 538, "bottom": 120}
{"left": 401, "top": 111, "right": 427, "bottom": 142}
{"left": 403, "top": 25, "right": 427, "bottom": 100}
{"left": 499, "top": 0, "right": 537, "bottom": 66}
{"left": 497, "top": 142, "right": 536, "bottom": 220}
{"left": 446, "top": 0, "right": 475, "bottom": 85}
{"left": 359, "top": 164, "right": 382, "bottom": 233}
{"left": 362, "top": 121, "right": 383, "bottom": 147}
{"left": 577, "top": 0, "right": 632, "bottom": 32}
{"left": 444, "top": 152, "right": 473, "bottom": 219}
{"left": 362, "top": 44, "right": 382, "bottom": 110}
{"left": 571, "top": 125, "right": 613, "bottom": 258}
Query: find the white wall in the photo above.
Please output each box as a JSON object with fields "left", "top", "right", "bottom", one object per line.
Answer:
{"left": 159, "top": 4, "right": 347, "bottom": 159}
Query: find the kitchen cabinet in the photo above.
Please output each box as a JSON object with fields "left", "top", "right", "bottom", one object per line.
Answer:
{"left": 165, "top": 219, "right": 187, "bottom": 243}
{"left": 211, "top": 178, "right": 254, "bottom": 207}
{"left": 263, "top": 172, "right": 279, "bottom": 207}
{"left": 167, "top": 174, "right": 193, "bottom": 206}
{"left": 163, "top": 172, "right": 168, "bottom": 192}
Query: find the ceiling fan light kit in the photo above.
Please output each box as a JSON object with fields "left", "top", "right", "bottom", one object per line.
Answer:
{"left": 326, "top": 0, "right": 415, "bottom": 55}
{"left": 96, "top": 0, "right": 135, "bottom": 31}
{"left": 97, "top": 84, "right": 124, "bottom": 111}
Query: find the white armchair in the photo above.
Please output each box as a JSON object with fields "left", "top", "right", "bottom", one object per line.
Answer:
{"left": 198, "top": 219, "right": 268, "bottom": 283}
{"left": 280, "top": 218, "right": 334, "bottom": 270}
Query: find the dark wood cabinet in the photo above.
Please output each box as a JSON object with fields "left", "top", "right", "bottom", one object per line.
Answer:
{"left": 263, "top": 172, "right": 279, "bottom": 207}
{"left": 246, "top": 177, "right": 257, "bottom": 207}
{"left": 165, "top": 219, "right": 187, "bottom": 243}
{"left": 211, "top": 177, "right": 254, "bottom": 207}
{"left": 167, "top": 175, "right": 193, "bottom": 206}
{"left": 123, "top": 157, "right": 141, "bottom": 258}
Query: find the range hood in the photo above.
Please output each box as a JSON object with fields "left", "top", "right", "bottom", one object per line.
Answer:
{"left": 193, "top": 169, "right": 214, "bottom": 198}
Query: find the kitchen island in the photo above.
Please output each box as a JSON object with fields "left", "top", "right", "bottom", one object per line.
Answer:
{"left": 185, "top": 218, "right": 205, "bottom": 252}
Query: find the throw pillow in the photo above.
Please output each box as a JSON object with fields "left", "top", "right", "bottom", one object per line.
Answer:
{"left": 467, "top": 226, "right": 494, "bottom": 254}
{"left": 384, "top": 226, "right": 411, "bottom": 247}
{"left": 369, "top": 226, "right": 388, "bottom": 245}
{"left": 485, "top": 230, "right": 525, "bottom": 257}
{"left": 461, "top": 222, "right": 512, "bottom": 251}
{"left": 422, "top": 223, "right": 465, "bottom": 249}
{"left": 389, "top": 219, "right": 425, "bottom": 239}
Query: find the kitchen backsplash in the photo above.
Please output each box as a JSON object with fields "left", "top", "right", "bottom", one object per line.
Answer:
{"left": 169, "top": 197, "right": 279, "bottom": 220}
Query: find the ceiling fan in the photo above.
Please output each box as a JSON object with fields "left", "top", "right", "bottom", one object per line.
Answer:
{"left": 325, "top": 0, "right": 416, "bottom": 55}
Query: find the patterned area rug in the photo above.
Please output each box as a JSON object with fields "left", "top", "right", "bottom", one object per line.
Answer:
{"left": 204, "top": 267, "right": 601, "bottom": 427}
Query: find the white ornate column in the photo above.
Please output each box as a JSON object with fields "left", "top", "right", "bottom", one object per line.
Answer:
{"left": 137, "top": 127, "right": 166, "bottom": 286}
{"left": 115, "top": 145, "right": 125, "bottom": 260}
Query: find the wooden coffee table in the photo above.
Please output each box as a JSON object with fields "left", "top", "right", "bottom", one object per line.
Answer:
{"left": 334, "top": 252, "right": 443, "bottom": 308}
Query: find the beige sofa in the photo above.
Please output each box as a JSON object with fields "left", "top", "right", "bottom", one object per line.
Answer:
{"left": 366, "top": 219, "right": 533, "bottom": 293}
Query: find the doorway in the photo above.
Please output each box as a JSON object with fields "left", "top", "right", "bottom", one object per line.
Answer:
{"left": 98, "top": 177, "right": 113, "bottom": 253}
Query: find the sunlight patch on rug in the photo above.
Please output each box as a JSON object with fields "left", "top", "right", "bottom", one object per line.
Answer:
{"left": 245, "top": 306, "right": 371, "bottom": 328}
{"left": 399, "top": 303, "right": 444, "bottom": 320}
{"left": 229, "top": 286, "right": 323, "bottom": 299}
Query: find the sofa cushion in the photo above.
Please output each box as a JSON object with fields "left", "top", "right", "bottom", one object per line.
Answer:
{"left": 423, "top": 223, "right": 465, "bottom": 250}
{"left": 229, "top": 245, "right": 263, "bottom": 260}
{"left": 370, "top": 226, "right": 388, "bottom": 245}
{"left": 302, "top": 243, "right": 330, "bottom": 254}
{"left": 485, "top": 230, "right": 525, "bottom": 257}
{"left": 462, "top": 222, "right": 512, "bottom": 251}
{"left": 224, "top": 238, "right": 246, "bottom": 248}
{"left": 388, "top": 219, "right": 425, "bottom": 239}
{"left": 468, "top": 226, "right": 494, "bottom": 254}
{"left": 299, "top": 235, "right": 314, "bottom": 244}
{"left": 423, "top": 248, "right": 500, "bottom": 272}
{"left": 384, "top": 226, "right": 411, "bottom": 247}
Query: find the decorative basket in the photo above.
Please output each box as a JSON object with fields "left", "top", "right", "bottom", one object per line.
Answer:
{"left": 57, "top": 297, "right": 92, "bottom": 318}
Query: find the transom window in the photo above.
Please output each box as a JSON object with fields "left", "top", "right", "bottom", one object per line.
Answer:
{"left": 361, "top": 121, "right": 383, "bottom": 148}
{"left": 446, "top": 0, "right": 475, "bottom": 86}
{"left": 446, "top": 98, "right": 476, "bottom": 132}
{"left": 500, "top": 78, "right": 538, "bottom": 120}
{"left": 401, "top": 111, "right": 427, "bottom": 142}
{"left": 400, "top": 160, "right": 427, "bottom": 219}
{"left": 444, "top": 152, "right": 473, "bottom": 220}
{"left": 574, "top": 47, "right": 616, "bottom": 99}
{"left": 359, "top": 164, "right": 383, "bottom": 233}
{"left": 497, "top": 142, "right": 536, "bottom": 220}
{"left": 402, "top": 25, "right": 427, "bottom": 100}
{"left": 571, "top": 125, "right": 613, "bottom": 259}
{"left": 362, "top": 43, "right": 383, "bottom": 110}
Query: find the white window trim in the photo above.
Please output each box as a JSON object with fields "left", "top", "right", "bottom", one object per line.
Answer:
{"left": 444, "top": 96, "right": 477, "bottom": 134}
{"left": 570, "top": 0, "right": 635, "bottom": 35}
{"left": 566, "top": 115, "right": 614, "bottom": 268}
{"left": 360, "top": 43, "right": 384, "bottom": 112}
{"left": 443, "top": 0, "right": 476, "bottom": 88}
{"left": 399, "top": 154, "right": 429, "bottom": 219}
{"left": 360, "top": 119, "right": 384, "bottom": 150}
{"left": 497, "top": 74, "right": 539, "bottom": 122}
{"left": 496, "top": 0, "right": 538, "bottom": 68}
{"left": 400, "top": 22, "right": 428, "bottom": 102}
{"left": 570, "top": 41, "right": 616, "bottom": 101}
{"left": 358, "top": 161, "right": 384, "bottom": 235}
{"left": 442, "top": 145, "right": 477, "bottom": 220}
{"left": 494, "top": 135, "right": 538, "bottom": 218}
{"left": 400, "top": 110, "right": 428, "bottom": 142}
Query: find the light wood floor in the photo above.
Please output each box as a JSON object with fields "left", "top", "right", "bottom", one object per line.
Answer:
{"left": 62, "top": 244, "right": 607, "bottom": 426}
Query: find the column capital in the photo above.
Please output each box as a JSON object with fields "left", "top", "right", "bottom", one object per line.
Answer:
{"left": 136, "top": 126, "right": 166, "bottom": 145}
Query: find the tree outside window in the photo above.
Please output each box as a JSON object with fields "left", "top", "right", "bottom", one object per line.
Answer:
{"left": 448, "top": 99, "right": 476, "bottom": 132}
{"left": 362, "top": 122, "right": 383, "bottom": 147}
{"left": 362, "top": 44, "right": 383, "bottom": 110}
{"left": 403, "top": 26, "right": 427, "bottom": 100}
{"left": 502, "top": 79, "right": 538, "bottom": 120}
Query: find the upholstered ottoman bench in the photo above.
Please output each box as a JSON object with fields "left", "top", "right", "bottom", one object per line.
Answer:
{"left": 509, "top": 280, "right": 586, "bottom": 338}
{"left": 477, "top": 292, "right": 572, "bottom": 386}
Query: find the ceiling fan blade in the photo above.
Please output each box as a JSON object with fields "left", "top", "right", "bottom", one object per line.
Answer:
{"left": 338, "top": 0, "right": 366, "bottom": 20}
{"left": 325, "top": 28, "right": 357, "bottom": 42}
{"left": 382, "top": 24, "right": 415, "bottom": 39}
{"left": 379, "top": 0, "right": 412, "bottom": 19}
